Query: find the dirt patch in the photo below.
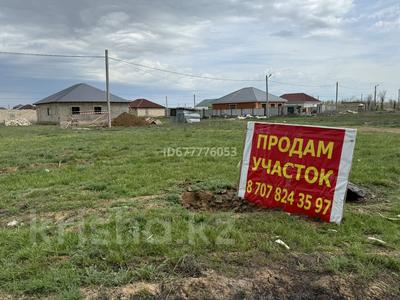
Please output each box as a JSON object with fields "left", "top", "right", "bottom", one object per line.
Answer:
{"left": 79, "top": 265, "right": 399, "bottom": 299}
{"left": 181, "top": 188, "right": 264, "bottom": 212}
{"left": 82, "top": 282, "right": 160, "bottom": 300}
{"left": 112, "top": 112, "right": 148, "bottom": 127}
{"left": 160, "top": 266, "right": 398, "bottom": 299}
{"left": 0, "top": 163, "right": 64, "bottom": 175}
{"left": 0, "top": 166, "right": 19, "bottom": 175}
{"left": 172, "top": 255, "right": 204, "bottom": 278}
{"left": 181, "top": 183, "right": 373, "bottom": 213}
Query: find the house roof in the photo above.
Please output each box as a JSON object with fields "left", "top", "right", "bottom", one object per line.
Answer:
{"left": 18, "top": 104, "right": 36, "bottom": 110}
{"left": 34, "top": 83, "right": 129, "bottom": 105}
{"left": 196, "top": 99, "right": 216, "bottom": 108}
{"left": 129, "top": 99, "right": 165, "bottom": 109}
{"left": 280, "top": 93, "right": 321, "bottom": 104}
{"left": 213, "top": 87, "right": 287, "bottom": 104}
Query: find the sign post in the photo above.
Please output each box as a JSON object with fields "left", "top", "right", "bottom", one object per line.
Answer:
{"left": 238, "top": 122, "right": 356, "bottom": 224}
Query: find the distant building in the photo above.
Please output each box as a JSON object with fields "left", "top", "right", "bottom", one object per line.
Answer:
{"left": 339, "top": 101, "right": 366, "bottom": 112}
{"left": 18, "top": 104, "right": 36, "bottom": 110}
{"left": 129, "top": 99, "right": 165, "bottom": 117}
{"left": 12, "top": 104, "right": 36, "bottom": 110}
{"left": 33, "top": 83, "right": 129, "bottom": 124}
{"left": 280, "top": 93, "right": 322, "bottom": 115}
{"left": 196, "top": 99, "right": 216, "bottom": 109}
{"left": 212, "top": 87, "right": 287, "bottom": 110}
{"left": 169, "top": 108, "right": 200, "bottom": 123}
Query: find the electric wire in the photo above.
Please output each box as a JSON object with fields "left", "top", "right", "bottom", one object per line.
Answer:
{"left": 0, "top": 50, "right": 372, "bottom": 92}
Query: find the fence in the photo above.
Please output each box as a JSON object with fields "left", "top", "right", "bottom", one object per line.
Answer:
{"left": 200, "top": 107, "right": 285, "bottom": 118}
{"left": 0, "top": 109, "right": 37, "bottom": 124}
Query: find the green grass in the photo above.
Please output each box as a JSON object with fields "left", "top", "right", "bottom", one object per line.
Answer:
{"left": 0, "top": 112, "right": 399, "bottom": 298}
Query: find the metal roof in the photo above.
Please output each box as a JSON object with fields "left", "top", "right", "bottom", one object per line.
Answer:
{"left": 34, "top": 83, "right": 129, "bottom": 105}
{"left": 129, "top": 99, "right": 165, "bottom": 109}
{"left": 213, "top": 87, "right": 287, "bottom": 104}
{"left": 196, "top": 99, "right": 217, "bottom": 107}
{"left": 280, "top": 93, "right": 321, "bottom": 104}
{"left": 17, "top": 104, "right": 36, "bottom": 110}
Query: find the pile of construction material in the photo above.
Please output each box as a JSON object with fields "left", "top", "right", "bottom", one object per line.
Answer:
{"left": 145, "top": 117, "right": 162, "bottom": 125}
{"left": 4, "top": 119, "right": 31, "bottom": 126}
{"left": 112, "top": 112, "right": 162, "bottom": 127}
{"left": 237, "top": 115, "right": 267, "bottom": 120}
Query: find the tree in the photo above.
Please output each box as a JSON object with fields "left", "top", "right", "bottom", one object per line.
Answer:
{"left": 378, "top": 90, "right": 387, "bottom": 111}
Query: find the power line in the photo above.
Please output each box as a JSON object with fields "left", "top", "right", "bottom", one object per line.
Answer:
{"left": 340, "top": 85, "right": 368, "bottom": 91}
{"left": 0, "top": 50, "right": 265, "bottom": 82}
{"left": 0, "top": 97, "right": 38, "bottom": 100}
{"left": 114, "top": 60, "right": 173, "bottom": 80}
{"left": 109, "top": 56, "right": 264, "bottom": 82}
{"left": 110, "top": 56, "right": 346, "bottom": 88}
{"left": 0, "top": 50, "right": 372, "bottom": 91}
{"left": 0, "top": 51, "right": 103, "bottom": 59}
{"left": 270, "top": 79, "right": 332, "bottom": 88}
{"left": 0, "top": 90, "right": 46, "bottom": 94}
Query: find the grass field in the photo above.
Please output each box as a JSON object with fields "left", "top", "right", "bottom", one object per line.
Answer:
{"left": 0, "top": 112, "right": 399, "bottom": 299}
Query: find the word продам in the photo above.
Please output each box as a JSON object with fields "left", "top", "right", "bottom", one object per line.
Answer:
{"left": 257, "top": 134, "right": 334, "bottom": 159}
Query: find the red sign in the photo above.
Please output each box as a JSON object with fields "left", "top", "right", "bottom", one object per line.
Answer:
{"left": 238, "top": 122, "right": 356, "bottom": 224}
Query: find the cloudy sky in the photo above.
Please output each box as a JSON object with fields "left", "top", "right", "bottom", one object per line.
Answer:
{"left": 0, "top": 0, "right": 399, "bottom": 107}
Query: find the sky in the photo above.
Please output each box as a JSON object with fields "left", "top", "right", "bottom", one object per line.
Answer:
{"left": 0, "top": 0, "right": 399, "bottom": 107}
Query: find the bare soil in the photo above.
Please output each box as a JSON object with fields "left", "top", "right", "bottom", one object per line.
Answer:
{"left": 81, "top": 261, "right": 399, "bottom": 300}
{"left": 112, "top": 112, "right": 148, "bottom": 127}
{"left": 180, "top": 184, "right": 371, "bottom": 213}
{"left": 181, "top": 188, "right": 264, "bottom": 212}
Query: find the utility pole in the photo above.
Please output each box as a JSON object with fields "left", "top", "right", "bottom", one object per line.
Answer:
{"left": 398, "top": 89, "right": 400, "bottom": 110}
{"left": 165, "top": 96, "right": 168, "bottom": 117}
{"left": 265, "top": 74, "right": 272, "bottom": 117}
{"left": 374, "top": 84, "right": 379, "bottom": 111}
{"left": 335, "top": 82, "right": 339, "bottom": 112}
{"left": 361, "top": 93, "right": 365, "bottom": 111}
{"left": 105, "top": 49, "right": 111, "bottom": 128}
{"left": 193, "top": 94, "right": 196, "bottom": 108}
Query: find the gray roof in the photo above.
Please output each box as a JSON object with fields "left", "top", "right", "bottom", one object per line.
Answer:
{"left": 214, "top": 87, "right": 287, "bottom": 104}
{"left": 196, "top": 98, "right": 217, "bottom": 108}
{"left": 34, "top": 83, "right": 129, "bottom": 105}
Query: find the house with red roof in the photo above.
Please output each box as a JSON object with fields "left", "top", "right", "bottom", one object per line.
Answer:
{"left": 280, "top": 93, "right": 322, "bottom": 115}
{"left": 129, "top": 98, "right": 165, "bottom": 117}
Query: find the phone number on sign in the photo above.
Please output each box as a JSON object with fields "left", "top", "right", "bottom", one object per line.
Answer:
{"left": 246, "top": 180, "right": 332, "bottom": 215}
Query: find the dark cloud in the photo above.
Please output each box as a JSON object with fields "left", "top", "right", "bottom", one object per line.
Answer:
{"left": 0, "top": 0, "right": 399, "bottom": 106}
